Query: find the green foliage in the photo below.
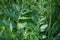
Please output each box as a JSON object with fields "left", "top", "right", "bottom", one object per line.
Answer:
{"left": 0, "top": 0, "right": 60, "bottom": 40}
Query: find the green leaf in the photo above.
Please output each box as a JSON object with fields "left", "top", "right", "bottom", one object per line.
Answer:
{"left": 4, "top": 9, "right": 18, "bottom": 20}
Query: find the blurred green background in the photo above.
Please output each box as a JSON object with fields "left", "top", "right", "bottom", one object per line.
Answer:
{"left": 0, "top": 0, "right": 60, "bottom": 40}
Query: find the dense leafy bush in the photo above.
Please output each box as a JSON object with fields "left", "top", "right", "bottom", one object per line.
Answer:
{"left": 0, "top": 0, "right": 60, "bottom": 40}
